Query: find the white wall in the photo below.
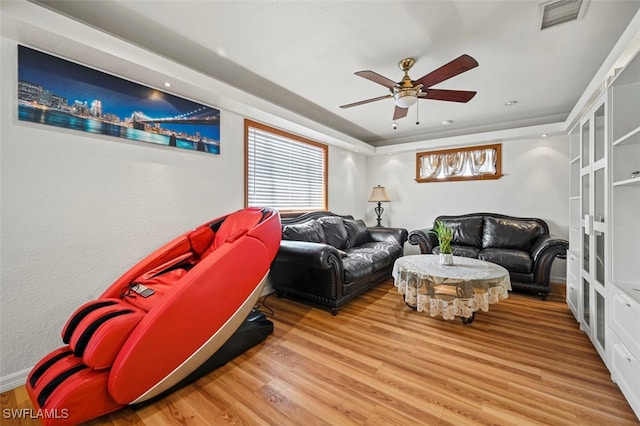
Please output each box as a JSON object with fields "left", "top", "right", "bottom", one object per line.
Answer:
{"left": 367, "top": 135, "right": 570, "bottom": 278}
{"left": 0, "top": 36, "right": 366, "bottom": 387}
{"left": 328, "top": 148, "right": 369, "bottom": 220}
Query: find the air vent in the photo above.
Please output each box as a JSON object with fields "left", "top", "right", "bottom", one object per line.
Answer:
{"left": 539, "top": 0, "right": 587, "bottom": 30}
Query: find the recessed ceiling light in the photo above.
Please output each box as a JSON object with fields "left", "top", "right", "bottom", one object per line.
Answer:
{"left": 442, "top": 120, "right": 454, "bottom": 125}
{"left": 163, "top": 82, "right": 172, "bottom": 87}
{"left": 504, "top": 100, "right": 518, "bottom": 106}
{"left": 542, "top": 133, "right": 548, "bottom": 137}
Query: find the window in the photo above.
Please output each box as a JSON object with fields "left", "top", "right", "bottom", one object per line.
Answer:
{"left": 415, "top": 143, "right": 502, "bottom": 183}
{"left": 245, "top": 119, "right": 327, "bottom": 212}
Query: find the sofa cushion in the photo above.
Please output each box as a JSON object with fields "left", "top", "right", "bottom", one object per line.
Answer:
{"left": 342, "top": 242, "right": 401, "bottom": 282}
{"left": 317, "top": 216, "right": 349, "bottom": 249}
{"left": 282, "top": 220, "right": 325, "bottom": 243}
{"left": 434, "top": 244, "right": 480, "bottom": 258}
{"left": 481, "top": 217, "right": 545, "bottom": 251}
{"left": 343, "top": 219, "right": 369, "bottom": 247}
{"left": 478, "top": 248, "right": 533, "bottom": 274}
{"left": 341, "top": 253, "right": 374, "bottom": 283}
{"left": 438, "top": 216, "right": 484, "bottom": 247}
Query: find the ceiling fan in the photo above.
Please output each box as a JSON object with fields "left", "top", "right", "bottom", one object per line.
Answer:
{"left": 340, "top": 54, "right": 479, "bottom": 121}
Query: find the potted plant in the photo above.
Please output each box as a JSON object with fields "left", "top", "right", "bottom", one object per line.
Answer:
{"left": 431, "top": 220, "right": 454, "bottom": 265}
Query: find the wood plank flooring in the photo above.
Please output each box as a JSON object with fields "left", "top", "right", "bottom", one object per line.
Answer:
{"left": 2, "top": 280, "right": 638, "bottom": 425}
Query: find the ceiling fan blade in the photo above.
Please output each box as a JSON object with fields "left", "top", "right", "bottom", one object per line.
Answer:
{"left": 393, "top": 106, "right": 408, "bottom": 120}
{"left": 355, "top": 70, "right": 398, "bottom": 89}
{"left": 340, "top": 94, "right": 392, "bottom": 109}
{"left": 421, "top": 89, "right": 477, "bottom": 103}
{"left": 414, "top": 54, "right": 479, "bottom": 88}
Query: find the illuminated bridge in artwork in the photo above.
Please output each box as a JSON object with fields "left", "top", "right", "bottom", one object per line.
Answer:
{"left": 129, "top": 108, "right": 220, "bottom": 125}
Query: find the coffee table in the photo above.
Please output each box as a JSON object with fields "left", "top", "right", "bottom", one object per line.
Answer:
{"left": 392, "top": 255, "right": 511, "bottom": 324}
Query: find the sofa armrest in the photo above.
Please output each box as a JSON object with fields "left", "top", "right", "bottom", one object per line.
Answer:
{"left": 530, "top": 235, "right": 569, "bottom": 263}
{"left": 530, "top": 235, "right": 568, "bottom": 289}
{"left": 367, "top": 227, "right": 408, "bottom": 248}
{"left": 274, "top": 240, "right": 341, "bottom": 270}
{"left": 407, "top": 228, "right": 438, "bottom": 254}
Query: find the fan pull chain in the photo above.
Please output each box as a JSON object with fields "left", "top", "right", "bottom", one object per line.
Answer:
{"left": 416, "top": 99, "right": 420, "bottom": 125}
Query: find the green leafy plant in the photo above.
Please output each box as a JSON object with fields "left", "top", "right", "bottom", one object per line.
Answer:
{"left": 430, "top": 220, "right": 454, "bottom": 254}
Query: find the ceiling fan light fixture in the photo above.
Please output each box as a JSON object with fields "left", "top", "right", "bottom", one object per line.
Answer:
{"left": 394, "top": 91, "right": 418, "bottom": 108}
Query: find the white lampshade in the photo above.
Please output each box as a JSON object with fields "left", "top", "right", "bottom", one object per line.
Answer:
{"left": 368, "top": 185, "right": 391, "bottom": 202}
{"left": 394, "top": 91, "right": 418, "bottom": 108}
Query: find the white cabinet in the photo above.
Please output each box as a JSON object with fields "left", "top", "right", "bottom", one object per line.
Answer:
{"left": 566, "top": 251, "right": 580, "bottom": 319}
{"left": 573, "top": 93, "right": 608, "bottom": 362}
{"left": 566, "top": 126, "right": 581, "bottom": 320}
{"left": 610, "top": 284, "right": 640, "bottom": 418}
{"left": 610, "top": 52, "right": 640, "bottom": 290}
{"left": 608, "top": 49, "right": 640, "bottom": 420}
{"left": 566, "top": 27, "right": 640, "bottom": 421}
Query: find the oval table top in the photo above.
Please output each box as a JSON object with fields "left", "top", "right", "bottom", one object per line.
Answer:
{"left": 392, "top": 255, "right": 512, "bottom": 323}
{"left": 393, "top": 254, "right": 511, "bottom": 285}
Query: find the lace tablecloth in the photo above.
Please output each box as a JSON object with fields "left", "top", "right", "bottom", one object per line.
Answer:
{"left": 392, "top": 255, "right": 512, "bottom": 320}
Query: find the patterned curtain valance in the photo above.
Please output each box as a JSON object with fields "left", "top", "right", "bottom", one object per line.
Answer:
{"left": 415, "top": 143, "right": 502, "bottom": 183}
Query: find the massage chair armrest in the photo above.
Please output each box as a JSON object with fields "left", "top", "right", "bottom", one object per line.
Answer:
{"left": 366, "top": 227, "right": 408, "bottom": 248}
{"left": 407, "top": 228, "right": 438, "bottom": 254}
{"left": 274, "top": 240, "right": 342, "bottom": 270}
{"left": 530, "top": 235, "right": 569, "bottom": 263}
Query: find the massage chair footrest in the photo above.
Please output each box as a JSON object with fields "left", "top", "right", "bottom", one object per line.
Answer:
{"left": 26, "top": 346, "right": 124, "bottom": 426}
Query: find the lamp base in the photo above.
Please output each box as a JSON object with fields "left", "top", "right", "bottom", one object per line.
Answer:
{"left": 374, "top": 202, "right": 384, "bottom": 227}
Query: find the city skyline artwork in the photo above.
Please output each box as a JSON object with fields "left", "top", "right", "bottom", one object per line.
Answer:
{"left": 17, "top": 45, "right": 221, "bottom": 155}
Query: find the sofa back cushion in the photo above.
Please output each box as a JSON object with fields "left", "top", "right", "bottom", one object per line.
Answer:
{"left": 282, "top": 220, "right": 325, "bottom": 243}
{"left": 481, "top": 217, "right": 546, "bottom": 251}
{"left": 317, "top": 216, "right": 349, "bottom": 249}
{"left": 437, "top": 216, "right": 484, "bottom": 247}
{"left": 343, "top": 219, "right": 369, "bottom": 248}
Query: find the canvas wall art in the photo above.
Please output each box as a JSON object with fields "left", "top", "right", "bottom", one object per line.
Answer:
{"left": 17, "top": 45, "right": 221, "bottom": 154}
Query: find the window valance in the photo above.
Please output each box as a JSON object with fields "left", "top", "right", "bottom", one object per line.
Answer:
{"left": 416, "top": 143, "right": 502, "bottom": 183}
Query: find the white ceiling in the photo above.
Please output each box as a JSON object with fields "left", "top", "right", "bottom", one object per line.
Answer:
{"left": 24, "top": 1, "right": 640, "bottom": 147}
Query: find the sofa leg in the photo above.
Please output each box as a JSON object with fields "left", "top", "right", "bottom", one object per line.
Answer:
{"left": 538, "top": 292, "right": 548, "bottom": 301}
{"left": 330, "top": 308, "right": 338, "bottom": 316}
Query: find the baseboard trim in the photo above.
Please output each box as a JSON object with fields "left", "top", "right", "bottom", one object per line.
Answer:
{"left": 0, "top": 368, "right": 30, "bottom": 393}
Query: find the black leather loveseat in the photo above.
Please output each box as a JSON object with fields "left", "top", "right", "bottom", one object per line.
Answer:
{"left": 269, "top": 211, "right": 407, "bottom": 314}
{"left": 407, "top": 213, "right": 568, "bottom": 300}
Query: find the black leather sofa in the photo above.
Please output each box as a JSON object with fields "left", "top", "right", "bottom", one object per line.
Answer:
{"left": 269, "top": 211, "right": 408, "bottom": 314}
{"left": 408, "top": 213, "right": 568, "bottom": 300}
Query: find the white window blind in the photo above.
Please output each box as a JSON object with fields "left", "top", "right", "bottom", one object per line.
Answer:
{"left": 246, "top": 121, "right": 327, "bottom": 211}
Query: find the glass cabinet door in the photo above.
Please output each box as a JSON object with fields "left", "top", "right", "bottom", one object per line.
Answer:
{"left": 581, "top": 170, "right": 590, "bottom": 274}
{"left": 594, "top": 104, "right": 605, "bottom": 162}
{"left": 577, "top": 95, "right": 607, "bottom": 361}
{"left": 582, "top": 229, "right": 590, "bottom": 272}
{"left": 593, "top": 286, "right": 606, "bottom": 359}
{"left": 582, "top": 278, "right": 590, "bottom": 329}
{"left": 595, "top": 231, "right": 605, "bottom": 285}
{"left": 581, "top": 121, "right": 590, "bottom": 167}
{"left": 595, "top": 168, "right": 605, "bottom": 223}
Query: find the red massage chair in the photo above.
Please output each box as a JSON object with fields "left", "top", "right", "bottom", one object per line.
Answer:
{"left": 26, "top": 207, "right": 281, "bottom": 425}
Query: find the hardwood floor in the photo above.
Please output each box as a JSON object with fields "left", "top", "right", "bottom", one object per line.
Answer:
{"left": 2, "top": 280, "right": 638, "bottom": 425}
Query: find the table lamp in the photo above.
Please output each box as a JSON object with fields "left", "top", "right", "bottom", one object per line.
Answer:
{"left": 368, "top": 185, "right": 391, "bottom": 227}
